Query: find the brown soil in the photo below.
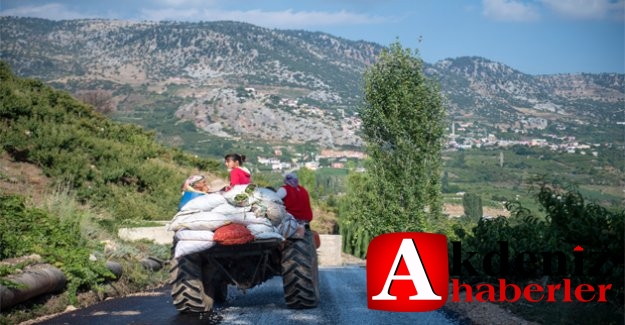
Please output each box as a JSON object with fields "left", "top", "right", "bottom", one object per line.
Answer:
{"left": 0, "top": 152, "right": 50, "bottom": 205}
{"left": 444, "top": 203, "right": 510, "bottom": 218}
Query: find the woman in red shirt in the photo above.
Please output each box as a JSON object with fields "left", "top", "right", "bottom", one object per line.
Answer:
{"left": 276, "top": 172, "right": 313, "bottom": 222}
{"left": 224, "top": 153, "right": 251, "bottom": 190}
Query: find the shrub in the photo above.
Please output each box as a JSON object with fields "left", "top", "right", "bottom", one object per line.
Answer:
{"left": 0, "top": 194, "right": 115, "bottom": 303}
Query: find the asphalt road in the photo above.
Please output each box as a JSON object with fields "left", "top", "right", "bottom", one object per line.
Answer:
{"left": 29, "top": 266, "right": 461, "bottom": 325}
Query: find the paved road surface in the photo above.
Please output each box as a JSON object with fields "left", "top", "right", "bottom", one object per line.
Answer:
{"left": 29, "top": 266, "right": 460, "bottom": 325}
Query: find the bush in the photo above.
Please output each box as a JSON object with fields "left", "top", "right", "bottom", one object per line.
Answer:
{"left": 0, "top": 194, "right": 115, "bottom": 303}
{"left": 452, "top": 185, "right": 624, "bottom": 324}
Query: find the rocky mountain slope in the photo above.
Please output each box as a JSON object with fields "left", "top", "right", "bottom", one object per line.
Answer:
{"left": 1, "top": 16, "right": 623, "bottom": 148}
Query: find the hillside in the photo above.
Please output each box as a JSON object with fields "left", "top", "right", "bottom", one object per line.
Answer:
{"left": 0, "top": 61, "right": 227, "bottom": 323}
{"left": 1, "top": 16, "right": 623, "bottom": 152}
{"left": 0, "top": 60, "right": 222, "bottom": 220}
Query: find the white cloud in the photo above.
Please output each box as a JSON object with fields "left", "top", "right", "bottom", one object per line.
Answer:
{"left": 140, "top": 8, "right": 387, "bottom": 28}
{"left": 139, "top": 8, "right": 201, "bottom": 21}
{"left": 541, "top": 0, "right": 624, "bottom": 20}
{"left": 482, "top": 0, "right": 541, "bottom": 22}
{"left": 0, "top": 3, "right": 93, "bottom": 20}
{"left": 152, "top": 0, "right": 218, "bottom": 7}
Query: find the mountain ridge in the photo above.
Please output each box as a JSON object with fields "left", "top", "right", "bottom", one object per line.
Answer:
{"left": 1, "top": 16, "right": 623, "bottom": 149}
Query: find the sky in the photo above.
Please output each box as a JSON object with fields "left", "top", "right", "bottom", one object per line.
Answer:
{"left": 1, "top": 0, "right": 623, "bottom": 75}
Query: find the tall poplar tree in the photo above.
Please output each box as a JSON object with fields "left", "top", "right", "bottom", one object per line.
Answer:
{"left": 462, "top": 192, "right": 484, "bottom": 221}
{"left": 340, "top": 41, "right": 445, "bottom": 242}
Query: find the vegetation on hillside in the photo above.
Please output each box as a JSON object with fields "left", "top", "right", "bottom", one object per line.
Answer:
{"left": 0, "top": 60, "right": 223, "bottom": 322}
{"left": 0, "top": 61, "right": 221, "bottom": 223}
{"left": 0, "top": 194, "right": 114, "bottom": 303}
{"left": 0, "top": 29, "right": 623, "bottom": 324}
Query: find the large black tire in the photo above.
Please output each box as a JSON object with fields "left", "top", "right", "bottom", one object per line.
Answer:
{"left": 281, "top": 229, "right": 320, "bottom": 309}
{"left": 169, "top": 253, "right": 215, "bottom": 313}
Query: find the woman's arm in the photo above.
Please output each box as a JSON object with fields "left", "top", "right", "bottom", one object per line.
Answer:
{"left": 276, "top": 186, "right": 287, "bottom": 199}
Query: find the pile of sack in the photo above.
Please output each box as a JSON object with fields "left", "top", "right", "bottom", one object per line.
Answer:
{"left": 167, "top": 184, "right": 301, "bottom": 258}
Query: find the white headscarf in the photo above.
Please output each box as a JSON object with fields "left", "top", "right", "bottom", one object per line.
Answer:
{"left": 181, "top": 175, "right": 206, "bottom": 194}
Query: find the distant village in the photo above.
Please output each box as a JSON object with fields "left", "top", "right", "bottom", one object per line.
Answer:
{"left": 256, "top": 149, "right": 366, "bottom": 172}
{"left": 244, "top": 88, "right": 613, "bottom": 173}
{"left": 445, "top": 120, "right": 601, "bottom": 156}
{"left": 255, "top": 117, "right": 606, "bottom": 172}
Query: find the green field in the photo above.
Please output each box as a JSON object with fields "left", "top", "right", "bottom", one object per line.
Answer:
{"left": 440, "top": 146, "right": 623, "bottom": 213}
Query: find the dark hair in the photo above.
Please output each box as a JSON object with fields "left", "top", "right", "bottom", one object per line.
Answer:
{"left": 224, "top": 153, "right": 246, "bottom": 165}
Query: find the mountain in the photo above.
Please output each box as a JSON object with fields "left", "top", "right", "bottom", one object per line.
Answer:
{"left": 427, "top": 57, "right": 624, "bottom": 124}
{"left": 1, "top": 16, "right": 623, "bottom": 150}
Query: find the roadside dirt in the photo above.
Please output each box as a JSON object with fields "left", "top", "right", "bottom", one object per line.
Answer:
{"left": 0, "top": 152, "right": 50, "bottom": 205}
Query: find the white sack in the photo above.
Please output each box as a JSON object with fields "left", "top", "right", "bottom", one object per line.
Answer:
{"left": 246, "top": 223, "right": 276, "bottom": 236}
{"left": 180, "top": 193, "right": 227, "bottom": 212}
{"left": 250, "top": 204, "right": 267, "bottom": 218}
{"left": 229, "top": 212, "right": 273, "bottom": 227}
{"left": 222, "top": 184, "right": 259, "bottom": 207}
{"left": 265, "top": 201, "right": 287, "bottom": 225}
{"left": 175, "top": 229, "right": 214, "bottom": 241}
{"left": 252, "top": 188, "right": 283, "bottom": 203}
{"left": 253, "top": 232, "right": 284, "bottom": 240}
{"left": 211, "top": 203, "right": 251, "bottom": 215}
{"left": 277, "top": 213, "right": 299, "bottom": 238}
{"left": 168, "top": 211, "right": 233, "bottom": 231}
{"left": 221, "top": 184, "right": 252, "bottom": 200}
{"left": 251, "top": 200, "right": 286, "bottom": 226}
{"left": 174, "top": 240, "right": 216, "bottom": 258}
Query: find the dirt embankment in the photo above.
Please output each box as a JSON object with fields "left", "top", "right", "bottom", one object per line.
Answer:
{"left": 0, "top": 153, "right": 50, "bottom": 205}
{"left": 444, "top": 203, "right": 510, "bottom": 218}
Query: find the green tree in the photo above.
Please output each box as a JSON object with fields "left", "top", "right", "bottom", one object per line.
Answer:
{"left": 462, "top": 192, "right": 483, "bottom": 221}
{"left": 297, "top": 168, "right": 316, "bottom": 194}
{"left": 340, "top": 41, "right": 446, "bottom": 249}
{"left": 450, "top": 151, "right": 466, "bottom": 168}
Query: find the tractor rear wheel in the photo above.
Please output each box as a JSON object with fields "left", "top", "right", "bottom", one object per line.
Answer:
{"left": 169, "top": 253, "right": 215, "bottom": 313}
{"left": 281, "top": 229, "right": 320, "bottom": 308}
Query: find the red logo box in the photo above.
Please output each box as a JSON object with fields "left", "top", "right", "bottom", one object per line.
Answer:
{"left": 367, "top": 232, "right": 449, "bottom": 312}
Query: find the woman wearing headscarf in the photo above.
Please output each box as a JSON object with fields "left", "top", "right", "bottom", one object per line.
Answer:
{"left": 178, "top": 174, "right": 209, "bottom": 211}
{"left": 276, "top": 172, "right": 313, "bottom": 222}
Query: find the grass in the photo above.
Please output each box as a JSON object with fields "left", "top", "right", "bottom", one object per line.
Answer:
{"left": 442, "top": 148, "right": 623, "bottom": 217}
{"left": 0, "top": 181, "right": 173, "bottom": 325}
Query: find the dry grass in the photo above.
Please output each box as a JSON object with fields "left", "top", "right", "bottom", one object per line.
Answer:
{"left": 310, "top": 204, "right": 338, "bottom": 234}
{"left": 443, "top": 203, "right": 510, "bottom": 218}
{"left": 0, "top": 153, "right": 50, "bottom": 206}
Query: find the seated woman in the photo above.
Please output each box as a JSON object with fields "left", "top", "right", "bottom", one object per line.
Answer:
{"left": 276, "top": 172, "right": 313, "bottom": 223}
{"left": 178, "top": 175, "right": 209, "bottom": 211}
{"left": 224, "top": 153, "right": 251, "bottom": 190}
